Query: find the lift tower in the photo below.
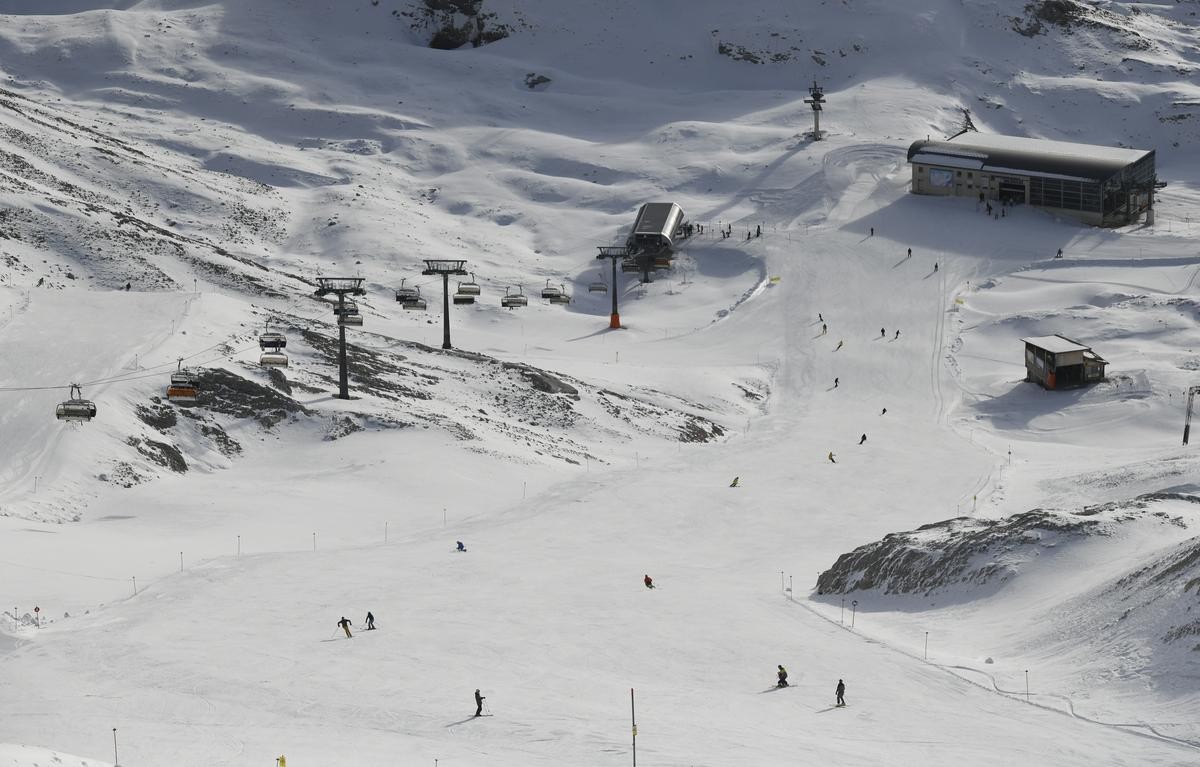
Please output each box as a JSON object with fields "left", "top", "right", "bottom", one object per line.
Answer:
{"left": 314, "top": 276, "right": 366, "bottom": 400}
{"left": 804, "top": 80, "right": 826, "bottom": 140}
{"left": 422, "top": 259, "right": 469, "bottom": 350}
{"left": 596, "top": 246, "right": 631, "bottom": 329}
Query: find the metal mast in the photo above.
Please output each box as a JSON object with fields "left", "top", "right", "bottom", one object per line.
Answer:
{"left": 314, "top": 276, "right": 366, "bottom": 399}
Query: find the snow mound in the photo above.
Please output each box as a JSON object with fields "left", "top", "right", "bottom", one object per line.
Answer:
{"left": 816, "top": 492, "right": 1200, "bottom": 598}
{"left": 0, "top": 744, "right": 107, "bottom": 767}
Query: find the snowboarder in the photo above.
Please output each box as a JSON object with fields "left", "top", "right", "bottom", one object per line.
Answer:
{"left": 337, "top": 616, "right": 352, "bottom": 639}
{"left": 777, "top": 665, "right": 789, "bottom": 688}
{"left": 894, "top": 329, "right": 900, "bottom": 340}
{"left": 835, "top": 340, "right": 844, "bottom": 351}
{"left": 833, "top": 377, "right": 839, "bottom": 388}
{"left": 729, "top": 476, "right": 740, "bottom": 488}
{"left": 858, "top": 434, "right": 867, "bottom": 445}
{"left": 456, "top": 541, "right": 466, "bottom": 552}
{"left": 365, "top": 611, "right": 375, "bottom": 630}
{"left": 821, "top": 323, "right": 827, "bottom": 335}
{"left": 835, "top": 679, "right": 846, "bottom": 707}
{"left": 644, "top": 574, "right": 655, "bottom": 589}
{"left": 827, "top": 451, "right": 836, "bottom": 464}
{"left": 475, "top": 689, "right": 486, "bottom": 717}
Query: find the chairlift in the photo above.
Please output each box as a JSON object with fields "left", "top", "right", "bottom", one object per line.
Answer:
{"left": 332, "top": 300, "right": 360, "bottom": 316}
{"left": 588, "top": 272, "right": 608, "bottom": 294}
{"left": 621, "top": 258, "right": 641, "bottom": 273}
{"left": 394, "top": 278, "right": 419, "bottom": 304}
{"left": 540, "top": 279, "right": 562, "bottom": 300}
{"left": 260, "top": 351, "right": 289, "bottom": 368}
{"left": 339, "top": 312, "right": 364, "bottom": 327}
{"left": 549, "top": 284, "right": 571, "bottom": 305}
{"left": 402, "top": 286, "right": 427, "bottom": 311}
{"left": 167, "top": 359, "right": 199, "bottom": 403}
{"left": 501, "top": 286, "right": 528, "bottom": 309}
{"left": 457, "top": 273, "right": 481, "bottom": 297}
{"left": 453, "top": 288, "right": 476, "bottom": 305}
{"left": 56, "top": 384, "right": 96, "bottom": 422}
{"left": 259, "top": 332, "right": 287, "bottom": 351}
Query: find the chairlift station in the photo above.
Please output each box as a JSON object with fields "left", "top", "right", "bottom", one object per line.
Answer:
{"left": 907, "top": 133, "right": 1155, "bottom": 226}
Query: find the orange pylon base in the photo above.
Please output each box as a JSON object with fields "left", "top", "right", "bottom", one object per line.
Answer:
{"left": 609, "top": 313, "right": 621, "bottom": 329}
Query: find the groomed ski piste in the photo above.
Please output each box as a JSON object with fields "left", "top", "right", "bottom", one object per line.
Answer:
{"left": 1, "top": 0, "right": 1199, "bottom": 764}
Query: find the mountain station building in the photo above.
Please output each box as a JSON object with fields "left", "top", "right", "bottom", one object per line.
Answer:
{"left": 1022, "top": 335, "right": 1107, "bottom": 390}
{"left": 907, "top": 133, "right": 1155, "bottom": 226}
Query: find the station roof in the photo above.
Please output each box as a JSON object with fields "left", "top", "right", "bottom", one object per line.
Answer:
{"left": 907, "top": 133, "right": 1152, "bottom": 183}
{"left": 1022, "top": 335, "right": 1091, "bottom": 354}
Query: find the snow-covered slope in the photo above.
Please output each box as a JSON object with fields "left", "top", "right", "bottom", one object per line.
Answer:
{"left": 1, "top": 0, "right": 1199, "bottom": 764}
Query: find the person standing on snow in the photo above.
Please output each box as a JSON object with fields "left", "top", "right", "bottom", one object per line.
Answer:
{"left": 644, "top": 574, "right": 655, "bottom": 589}
{"left": 858, "top": 434, "right": 867, "bottom": 445}
{"left": 337, "top": 616, "right": 352, "bottom": 639}
{"left": 833, "top": 377, "right": 839, "bottom": 388}
{"left": 475, "top": 689, "right": 486, "bottom": 717}
{"left": 777, "top": 665, "right": 789, "bottom": 688}
{"left": 828, "top": 452, "right": 836, "bottom": 464}
{"left": 836, "top": 679, "right": 846, "bottom": 707}
{"left": 880, "top": 327, "right": 886, "bottom": 338}
{"left": 821, "top": 323, "right": 828, "bottom": 335}
{"left": 894, "top": 329, "right": 901, "bottom": 340}
{"left": 729, "top": 476, "right": 740, "bottom": 488}
{"left": 456, "top": 541, "right": 466, "bottom": 552}
{"left": 365, "top": 612, "right": 375, "bottom": 630}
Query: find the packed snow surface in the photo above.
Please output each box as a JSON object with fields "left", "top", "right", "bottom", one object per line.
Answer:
{"left": 1, "top": 0, "right": 1199, "bottom": 764}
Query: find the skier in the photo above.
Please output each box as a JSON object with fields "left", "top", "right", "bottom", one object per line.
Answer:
{"left": 821, "top": 323, "right": 827, "bottom": 335}
{"left": 475, "top": 689, "right": 486, "bottom": 717}
{"left": 907, "top": 247, "right": 911, "bottom": 257}
{"left": 881, "top": 407, "right": 887, "bottom": 416}
{"left": 755, "top": 224, "right": 761, "bottom": 238}
{"left": 869, "top": 226, "right": 874, "bottom": 237}
{"left": 365, "top": 611, "right": 375, "bottom": 630}
{"left": 835, "top": 679, "right": 846, "bottom": 707}
{"left": 818, "top": 313, "right": 824, "bottom": 322}
{"left": 456, "top": 541, "right": 466, "bottom": 552}
{"left": 894, "top": 329, "right": 900, "bottom": 340}
{"left": 747, "top": 231, "right": 752, "bottom": 241}
{"left": 833, "top": 377, "right": 839, "bottom": 388}
{"left": 777, "top": 665, "right": 789, "bottom": 688}
{"left": 880, "top": 327, "right": 886, "bottom": 338}
{"left": 827, "top": 451, "right": 836, "bottom": 464}
{"left": 729, "top": 476, "right": 740, "bottom": 488}
{"left": 644, "top": 574, "right": 655, "bottom": 589}
{"left": 835, "top": 340, "right": 843, "bottom": 351}
{"left": 337, "top": 616, "right": 352, "bottom": 639}
{"left": 933, "top": 262, "right": 939, "bottom": 272}
{"left": 1056, "top": 248, "right": 1063, "bottom": 259}
{"left": 858, "top": 433, "right": 867, "bottom": 445}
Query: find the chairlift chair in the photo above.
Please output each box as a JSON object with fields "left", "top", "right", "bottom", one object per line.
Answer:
{"left": 458, "top": 273, "right": 481, "bottom": 297}
{"left": 621, "top": 258, "right": 641, "bottom": 273}
{"left": 501, "top": 286, "right": 528, "bottom": 309}
{"left": 394, "top": 278, "right": 419, "bottom": 304}
{"left": 549, "top": 284, "right": 571, "bottom": 305}
{"left": 402, "top": 287, "right": 427, "bottom": 311}
{"left": 588, "top": 272, "right": 608, "bottom": 294}
{"left": 540, "top": 279, "right": 562, "bottom": 300}
{"left": 453, "top": 287, "right": 476, "bottom": 305}
{"left": 56, "top": 384, "right": 97, "bottom": 422}
{"left": 259, "top": 332, "right": 287, "bottom": 351}
{"left": 166, "top": 361, "right": 199, "bottom": 403}
{"left": 339, "top": 312, "right": 364, "bottom": 327}
{"left": 260, "top": 351, "right": 289, "bottom": 368}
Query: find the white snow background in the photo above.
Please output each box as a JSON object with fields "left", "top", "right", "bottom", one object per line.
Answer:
{"left": 1, "top": 0, "right": 1199, "bottom": 764}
